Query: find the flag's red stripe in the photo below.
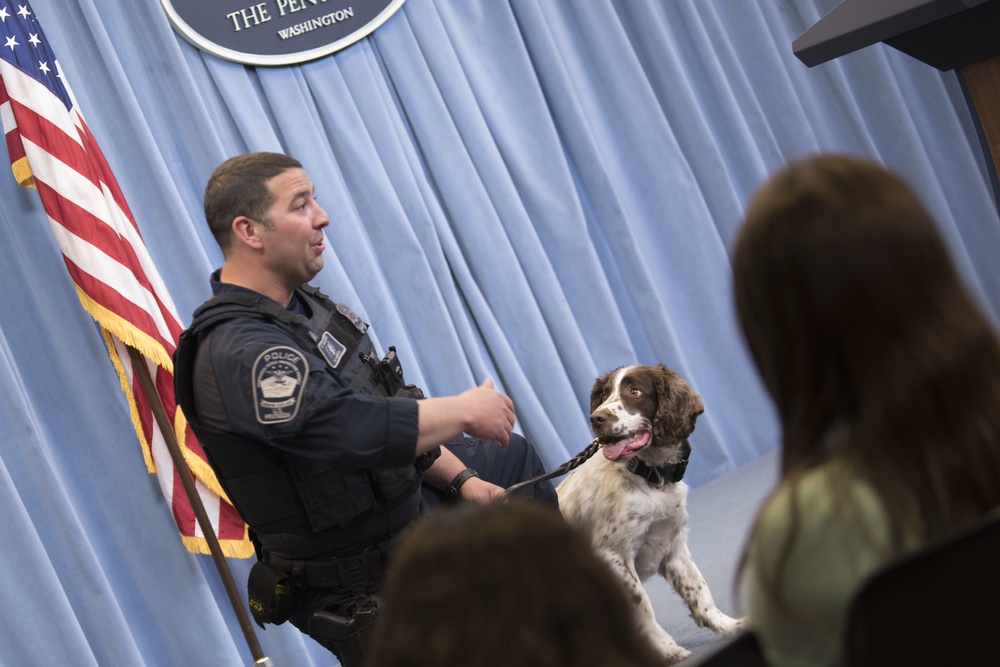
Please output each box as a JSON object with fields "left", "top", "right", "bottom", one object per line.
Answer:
{"left": 180, "top": 420, "right": 209, "bottom": 465}
{"left": 132, "top": 372, "right": 154, "bottom": 446}
{"left": 217, "top": 502, "right": 247, "bottom": 540}
{"left": 171, "top": 470, "right": 197, "bottom": 537}
{"left": 60, "top": 255, "right": 175, "bottom": 353}
{"left": 6, "top": 94, "right": 103, "bottom": 189}
{"left": 4, "top": 126, "right": 26, "bottom": 165}
{"left": 34, "top": 177, "right": 157, "bottom": 289}
{"left": 6, "top": 93, "right": 139, "bottom": 243}
{"left": 11, "top": 99, "right": 138, "bottom": 240}
{"left": 1, "top": 79, "right": 28, "bottom": 166}
{"left": 155, "top": 366, "right": 212, "bottom": 464}
{"left": 76, "top": 116, "right": 140, "bottom": 234}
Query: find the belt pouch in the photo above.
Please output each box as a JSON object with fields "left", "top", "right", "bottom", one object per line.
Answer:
{"left": 247, "top": 560, "right": 299, "bottom": 627}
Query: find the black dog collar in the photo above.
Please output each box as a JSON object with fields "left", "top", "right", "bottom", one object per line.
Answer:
{"left": 626, "top": 440, "right": 691, "bottom": 487}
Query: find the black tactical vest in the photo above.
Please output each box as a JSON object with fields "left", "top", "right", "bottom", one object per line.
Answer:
{"left": 173, "top": 285, "right": 424, "bottom": 553}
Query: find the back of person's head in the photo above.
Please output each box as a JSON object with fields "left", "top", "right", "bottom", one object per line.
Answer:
{"left": 203, "top": 151, "right": 302, "bottom": 253}
{"left": 732, "top": 153, "right": 1000, "bottom": 543}
{"left": 367, "top": 501, "right": 663, "bottom": 667}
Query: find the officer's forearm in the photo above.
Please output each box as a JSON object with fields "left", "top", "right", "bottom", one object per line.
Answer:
{"left": 414, "top": 396, "right": 473, "bottom": 454}
{"left": 421, "top": 446, "right": 466, "bottom": 490}
{"left": 422, "top": 447, "right": 502, "bottom": 502}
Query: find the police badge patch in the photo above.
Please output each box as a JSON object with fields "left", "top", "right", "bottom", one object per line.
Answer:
{"left": 253, "top": 346, "right": 308, "bottom": 424}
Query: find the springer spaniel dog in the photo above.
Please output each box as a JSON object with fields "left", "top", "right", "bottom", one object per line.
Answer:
{"left": 557, "top": 364, "right": 743, "bottom": 663}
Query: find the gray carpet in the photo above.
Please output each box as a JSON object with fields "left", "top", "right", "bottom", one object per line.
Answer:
{"left": 645, "top": 450, "right": 779, "bottom": 660}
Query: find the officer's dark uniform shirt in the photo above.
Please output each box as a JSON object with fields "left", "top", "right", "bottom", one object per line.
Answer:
{"left": 189, "top": 277, "right": 421, "bottom": 560}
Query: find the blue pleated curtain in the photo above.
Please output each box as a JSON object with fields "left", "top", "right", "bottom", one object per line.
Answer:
{"left": 0, "top": 0, "right": 997, "bottom": 665}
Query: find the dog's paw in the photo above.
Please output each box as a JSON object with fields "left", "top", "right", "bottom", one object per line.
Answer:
{"left": 720, "top": 616, "right": 747, "bottom": 635}
{"left": 660, "top": 645, "right": 692, "bottom": 665}
{"left": 694, "top": 609, "right": 745, "bottom": 635}
{"left": 714, "top": 614, "right": 746, "bottom": 635}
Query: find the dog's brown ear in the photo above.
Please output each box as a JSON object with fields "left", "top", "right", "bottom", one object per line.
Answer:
{"left": 590, "top": 370, "right": 614, "bottom": 413}
{"left": 652, "top": 364, "right": 705, "bottom": 445}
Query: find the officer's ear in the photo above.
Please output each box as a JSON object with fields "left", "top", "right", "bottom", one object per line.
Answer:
{"left": 232, "top": 215, "right": 265, "bottom": 250}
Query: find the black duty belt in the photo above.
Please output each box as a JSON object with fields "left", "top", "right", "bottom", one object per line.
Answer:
{"left": 267, "top": 543, "right": 390, "bottom": 593}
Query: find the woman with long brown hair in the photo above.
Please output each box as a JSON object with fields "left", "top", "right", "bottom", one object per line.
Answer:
{"left": 733, "top": 153, "right": 1000, "bottom": 666}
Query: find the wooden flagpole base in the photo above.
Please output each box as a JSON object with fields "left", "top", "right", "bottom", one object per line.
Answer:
{"left": 126, "top": 345, "right": 269, "bottom": 665}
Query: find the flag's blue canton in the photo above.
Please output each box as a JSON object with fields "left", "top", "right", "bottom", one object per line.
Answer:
{"left": 0, "top": 1, "right": 72, "bottom": 109}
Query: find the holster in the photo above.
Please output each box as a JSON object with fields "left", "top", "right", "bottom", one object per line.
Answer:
{"left": 247, "top": 560, "right": 299, "bottom": 628}
{"left": 310, "top": 595, "right": 385, "bottom": 667}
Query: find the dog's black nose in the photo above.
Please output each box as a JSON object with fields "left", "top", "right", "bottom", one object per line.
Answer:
{"left": 590, "top": 412, "right": 609, "bottom": 429}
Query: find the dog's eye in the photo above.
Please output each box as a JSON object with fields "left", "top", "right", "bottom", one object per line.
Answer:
{"left": 628, "top": 388, "right": 641, "bottom": 397}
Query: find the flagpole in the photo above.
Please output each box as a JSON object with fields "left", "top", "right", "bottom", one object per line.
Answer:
{"left": 126, "top": 346, "right": 273, "bottom": 667}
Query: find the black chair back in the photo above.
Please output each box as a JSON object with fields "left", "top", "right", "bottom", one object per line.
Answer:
{"left": 844, "top": 510, "right": 1000, "bottom": 665}
{"left": 682, "top": 630, "right": 767, "bottom": 666}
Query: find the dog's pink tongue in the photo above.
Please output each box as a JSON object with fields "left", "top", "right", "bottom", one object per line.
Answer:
{"left": 602, "top": 440, "right": 630, "bottom": 461}
{"left": 601, "top": 432, "right": 650, "bottom": 461}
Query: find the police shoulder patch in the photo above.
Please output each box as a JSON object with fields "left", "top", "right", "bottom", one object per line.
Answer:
{"left": 252, "top": 346, "right": 308, "bottom": 424}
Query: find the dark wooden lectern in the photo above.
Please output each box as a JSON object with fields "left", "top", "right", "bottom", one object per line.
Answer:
{"left": 792, "top": 0, "right": 1000, "bottom": 209}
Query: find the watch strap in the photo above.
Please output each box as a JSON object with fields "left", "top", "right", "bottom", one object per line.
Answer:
{"left": 446, "top": 468, "right": 479, "bottom": 499}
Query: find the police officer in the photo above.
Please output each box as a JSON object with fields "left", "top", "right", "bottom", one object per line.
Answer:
{"left": 173, "top": 152, "right": 557, "bottom": 666}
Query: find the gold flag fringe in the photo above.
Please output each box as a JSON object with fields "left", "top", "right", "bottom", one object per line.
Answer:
{"left": 182, "top": 530, "right": 252, "bottom": 558}
{"left": 11, "top": 157, "right": 36, "bottom": 188}
{"left": 81, "top": 288, "right": 174, "bottom": 371}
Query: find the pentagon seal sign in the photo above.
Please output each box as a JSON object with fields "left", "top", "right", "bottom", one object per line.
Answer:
{"left": 160, "top": 0, "right": 406, "bottom": 66}
{"left": 253, "top": 346, "right": 308, "bottom": 424}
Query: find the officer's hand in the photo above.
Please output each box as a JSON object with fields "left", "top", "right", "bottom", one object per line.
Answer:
{"left": 415, "top": 381, "right": 514, "bottom": 451}
{"left": 459, "top": 378, "right": 514, "bottom": 448}
{"left": 459, "top": 476, "right": 505, "bottom": 504}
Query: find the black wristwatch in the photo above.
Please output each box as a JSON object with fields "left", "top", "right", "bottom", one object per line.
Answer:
{"left": 446, "top": 468, "right": 479, "bottom": 499}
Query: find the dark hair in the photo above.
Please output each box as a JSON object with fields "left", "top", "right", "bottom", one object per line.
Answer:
{"left": 733, "top": 153, "right": 1000, "bottom": 553}
{"left": 202, "top": 152, "right": 302, "bottom": 252}
{"left": 367, "top": 501, "right": 664, "bottom": 667}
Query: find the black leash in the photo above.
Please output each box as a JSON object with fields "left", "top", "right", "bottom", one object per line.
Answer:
{"left": 497, "top": 437, "right": 601, "bottom": 502}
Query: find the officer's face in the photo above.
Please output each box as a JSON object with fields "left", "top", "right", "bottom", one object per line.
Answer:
{"left": 258, "top": 167, "right": 330, "bottom": 288}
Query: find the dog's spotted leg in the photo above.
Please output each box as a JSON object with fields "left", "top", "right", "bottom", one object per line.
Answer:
{"left": 661, "top": 543, "right": 745, "bottom": 635}
{"left": 603, "top": 552, "right": 693, "bottom": 664}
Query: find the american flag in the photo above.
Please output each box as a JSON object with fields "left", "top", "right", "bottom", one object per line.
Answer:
{"left": 0, "top": 1, "right": 251, "bottom": 557}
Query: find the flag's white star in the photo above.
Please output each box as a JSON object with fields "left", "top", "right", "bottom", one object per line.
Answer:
{"left": 0, "top": 7, "right": 9, "bottom": 21}
{"left": 28, "top": 33, "right": 41, "bottom": 47}
{"left": 17, "top": 5, "right": 31, "bottom": 19}
{"left": 39, "top": 61, "right": 50, "bottom": 74}
{"left": 4, "top": 35, "right": 17, "bottom": 50}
